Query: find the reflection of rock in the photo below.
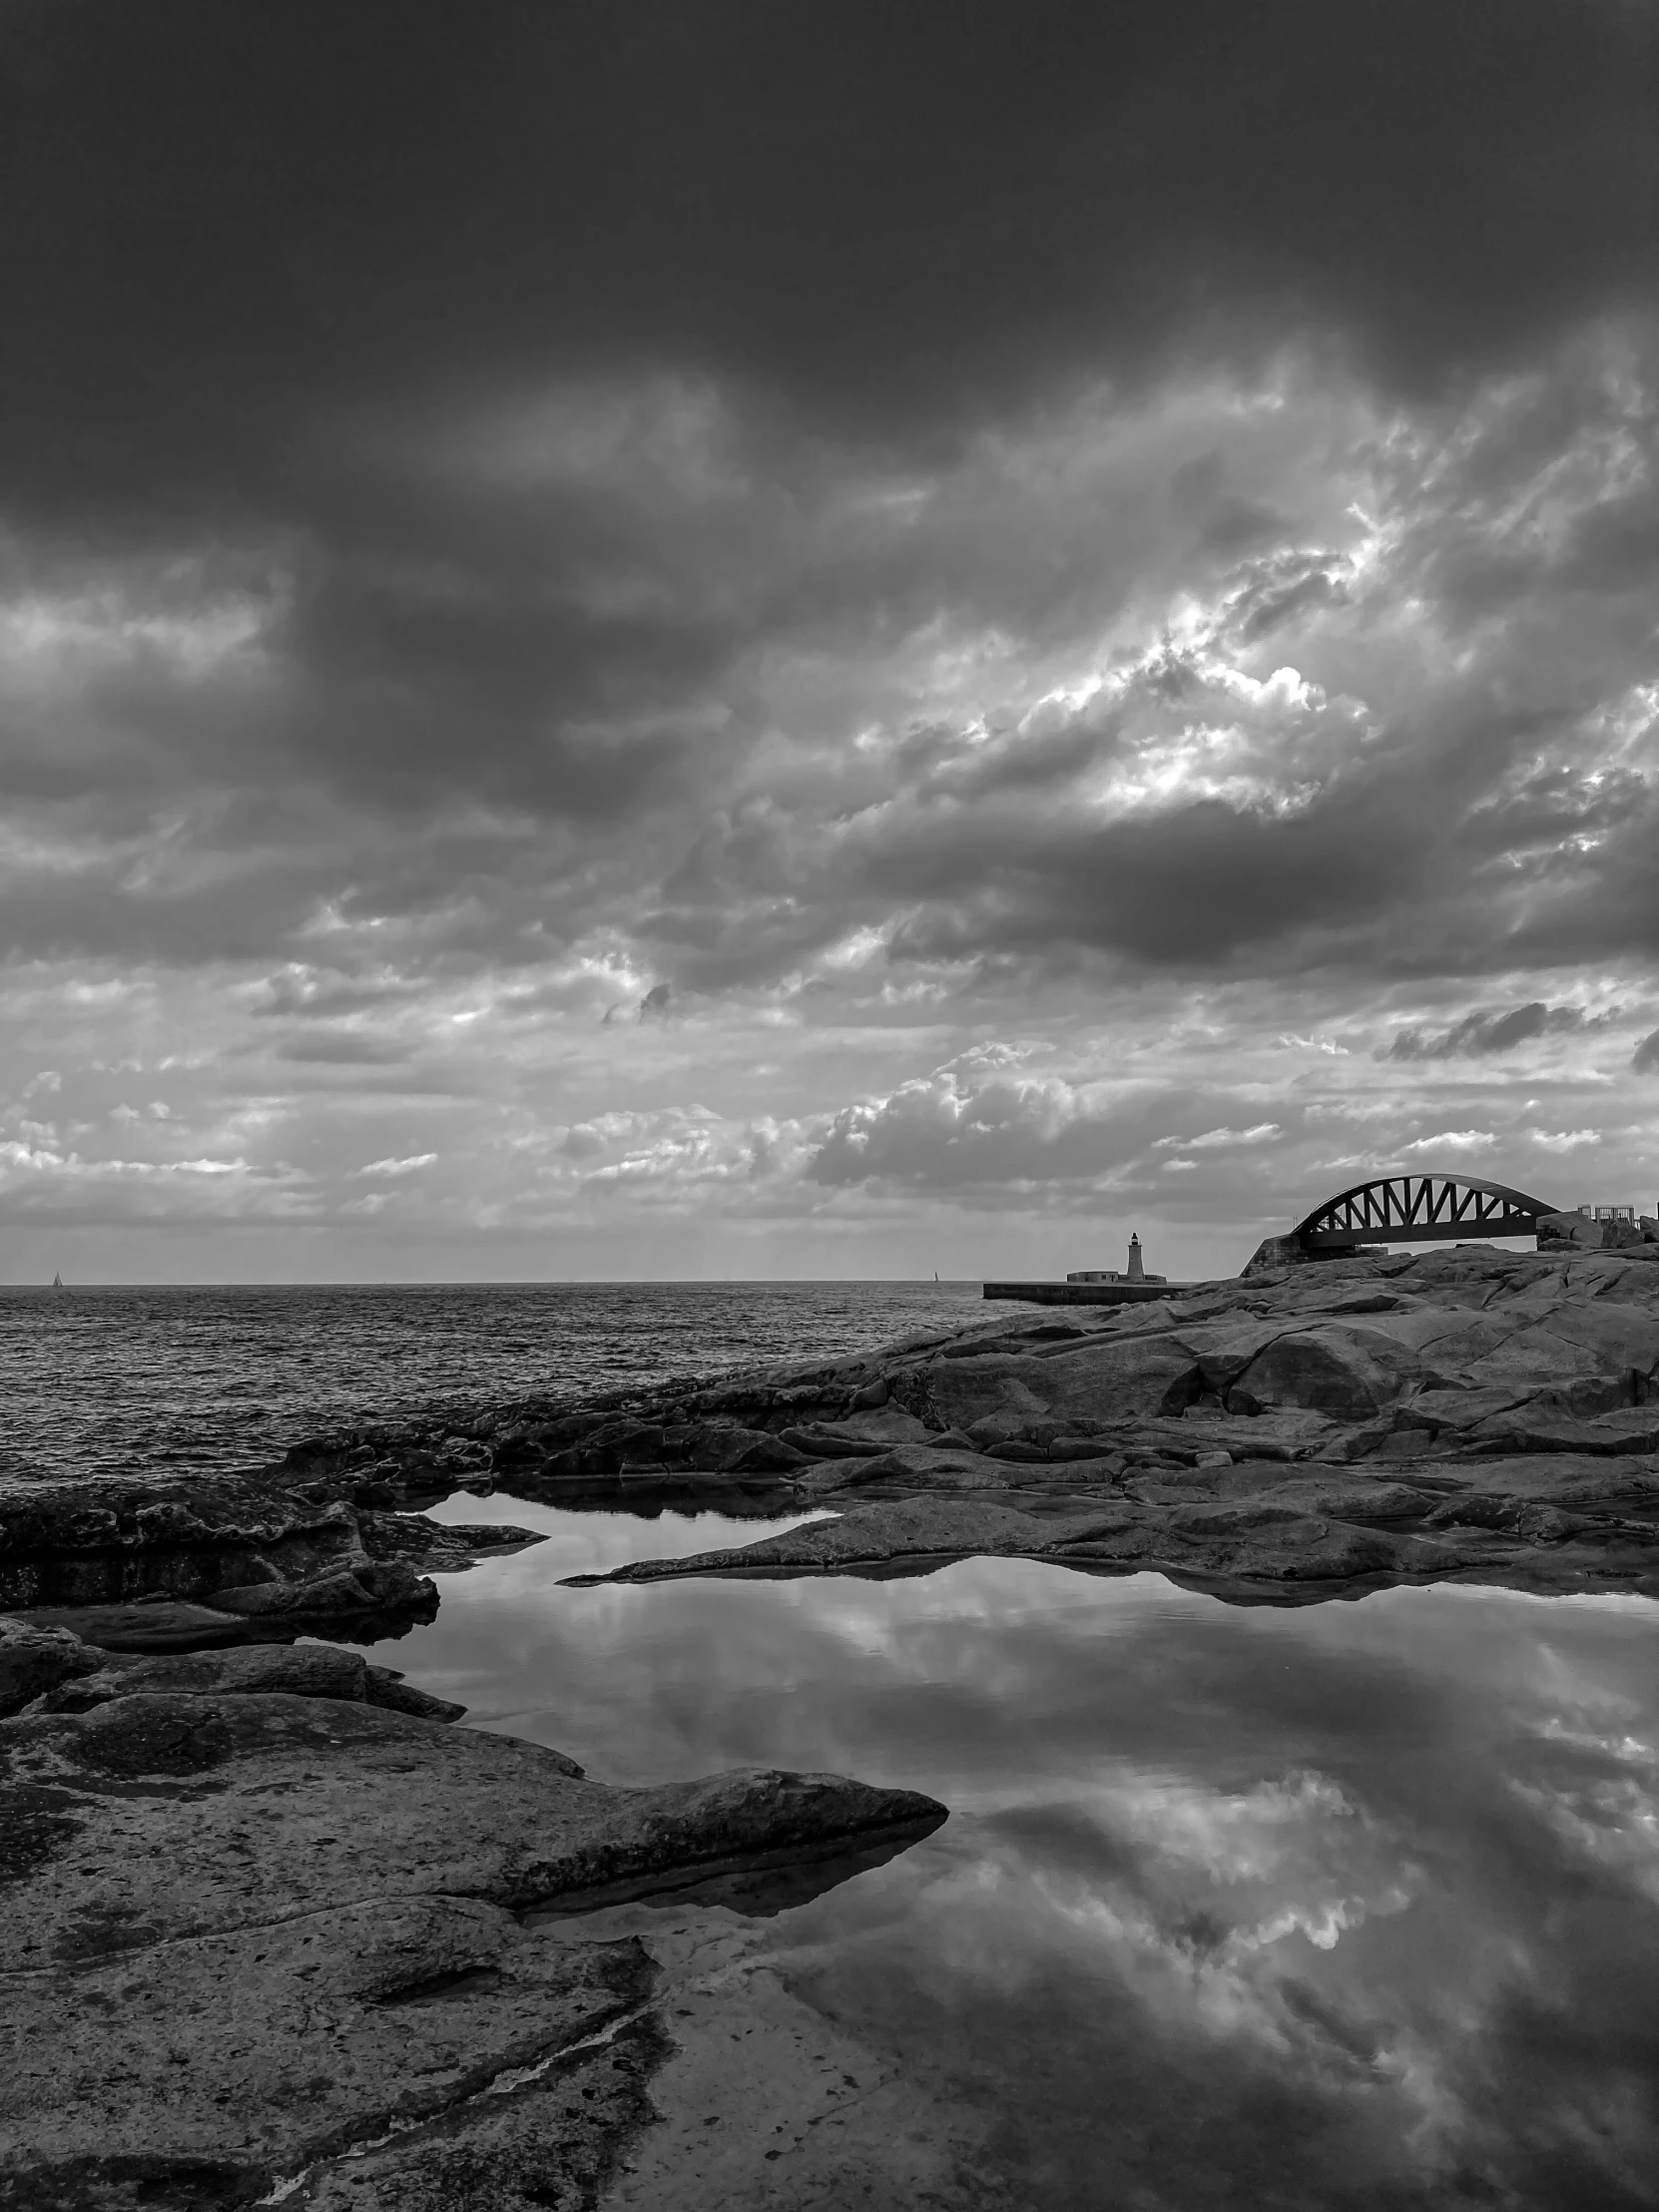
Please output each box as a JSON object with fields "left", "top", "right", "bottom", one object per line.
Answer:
{"left": 15, "top": 1598, "right": 313, "bottom": 1653}
{"left": 573, "top": 1498, "right": 1068, "bottom": 1580}
{"left": 0, "top": 1686, "right": 946, "bottom": 2208}
{"left": 569, "top": 1488, "right": 1470, "bottom": 1594}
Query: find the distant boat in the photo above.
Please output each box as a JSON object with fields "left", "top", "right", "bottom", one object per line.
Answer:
{"left": 51, "top": 1271, "right": 63, "bottom": 1290}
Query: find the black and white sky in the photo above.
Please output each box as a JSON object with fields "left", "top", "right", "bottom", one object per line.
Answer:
{"left": 3, "top": 0, "right": 1657, "bottom": 1280}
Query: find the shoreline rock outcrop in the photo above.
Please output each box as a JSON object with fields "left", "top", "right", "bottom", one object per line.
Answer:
{"left": 536, "top": 1247, "right": 1659, "bottom": 1602}
{"left": 0, "top": 1668, "right": 946, "bottom": 2209}
{"left": 0, "top": 1465, "right": 546, "bottom": 1647}
{"left": 9, "top": 1245, "right": 1659, "bottom": 1626}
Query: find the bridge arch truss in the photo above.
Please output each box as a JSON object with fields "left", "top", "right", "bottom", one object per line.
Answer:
{"left": 1292, "top": 1172, "right": 1557, "bottom": 1251}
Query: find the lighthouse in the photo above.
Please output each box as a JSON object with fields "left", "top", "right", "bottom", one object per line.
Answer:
{"left": 1064, "top": 1233, "right": 1168, "bottom": 1287}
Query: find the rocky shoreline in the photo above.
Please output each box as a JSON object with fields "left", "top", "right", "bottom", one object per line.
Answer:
{"left": 10, "top": 1244, "right": 1651, "bottom": 1643}
{"left": 325, "top": 1248, "right": 1658, "bottom": 1592}
{"left": 4, "top": 1240, "right": 1658, "bottom": 2203}
{"left": 0, "top": 1662, "right": 943, "bottom": 2208}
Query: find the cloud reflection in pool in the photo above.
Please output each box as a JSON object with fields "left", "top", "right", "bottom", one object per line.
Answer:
{"left": 393, "top": 1497, "right": 1659, "bottom": 2207}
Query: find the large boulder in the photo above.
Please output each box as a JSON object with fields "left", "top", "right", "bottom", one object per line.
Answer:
{"left": 919, "top": 1329, "right": 1201, "bottom": 1431}
{"left": 1537, "top": 1210, "right": 1604, "bottom": 1249}
{"left": 1225, "top": 1325, "right": 1424, "bottom": 1419}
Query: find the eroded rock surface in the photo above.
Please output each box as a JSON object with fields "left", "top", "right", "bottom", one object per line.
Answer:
{"left": 0, "top": 1678, "right": 945, "bottom": 2209}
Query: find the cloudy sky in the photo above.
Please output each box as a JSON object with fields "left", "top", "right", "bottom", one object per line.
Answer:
{"left": 3, "top": 1, "right": 1657, "bottom": 1282}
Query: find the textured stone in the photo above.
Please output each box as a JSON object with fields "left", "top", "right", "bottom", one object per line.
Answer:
{"left": 919, "top": 1330, "right": 1199, "bottom": 1431}
{"left": 0, "top": 1692, "right": 943, "bottom": 2209}
{"left": 22, "top": 1634, "right": 468, "bottom": 1723}
{"left": 685, "top": 1425, "right": 811, "bottom": 1474}
{"left": 780, "top": 1424, "right": 887, "bottom": 1458}
{"left": 0, "top": 1468, "right": 535, "bottom": 1623}
{"left": 0, "top": 1617, "right": 102, "bottom": 1716}
{"left": 793, "top": 1443, "right": 1067, "bottom": 1499}
{"left": 1466, "top": 1403, "right": 1659, "bottom": 1455}
{"left": 1226, "top": 1324, "right": 1425, "bottom": 1418}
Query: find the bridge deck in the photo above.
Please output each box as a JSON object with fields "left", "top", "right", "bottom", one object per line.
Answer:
{"left": 1302, "top": 1218, "right": 1540, "bottom": 1248}
{"left": 983, "top": 1281, "right": 1194, "bottom": 1306}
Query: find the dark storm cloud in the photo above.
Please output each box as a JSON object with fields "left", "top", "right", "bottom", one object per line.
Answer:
{"left": 1385, "top": 1003, "right": 1606, "bottom": 1060}
{"left": 1634, "top": 1030, "right": 1659, "bottom": 1075}
{"left": 5, "top": 0, "right": 1654, "bottom": 517}
{"left": 2, "top": 0, "right": 1658, "bottom": 1288}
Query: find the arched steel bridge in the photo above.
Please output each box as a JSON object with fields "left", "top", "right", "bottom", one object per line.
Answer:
{"left": 1291, "top": 1172, "right": 1558, "bottom": 1252}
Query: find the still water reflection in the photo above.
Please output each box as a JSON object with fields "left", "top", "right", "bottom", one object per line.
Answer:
{"left": 390, "top": 1496, "right": 1659, "bottom": 2208}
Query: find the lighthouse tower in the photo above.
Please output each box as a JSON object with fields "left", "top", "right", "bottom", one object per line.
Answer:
{"left": 1126, "top": 1233, "right": 1145, "bottom": 1283}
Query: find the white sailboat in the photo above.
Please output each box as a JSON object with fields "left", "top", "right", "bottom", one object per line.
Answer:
{"left": 51, "top": 1271, "right": 63, "bottom": 1290}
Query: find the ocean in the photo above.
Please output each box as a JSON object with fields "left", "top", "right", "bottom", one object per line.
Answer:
{"left": 0, "top": 1280, "right": 984, "bottom": 1482}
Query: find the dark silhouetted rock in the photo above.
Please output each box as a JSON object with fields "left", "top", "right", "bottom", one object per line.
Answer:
{"left": 1538, "top": 1210, "right": 1602, "bottom": 1248}
{"left": 0, "top": 1616, "right": 103, "bottom": 1716}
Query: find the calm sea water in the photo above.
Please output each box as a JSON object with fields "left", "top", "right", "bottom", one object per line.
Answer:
{"left": 392, "top": 1496, "right": 1659, "bottom": 2211}
{"left": 0, "top": 1281, "right": 983, "bottom": 1482}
